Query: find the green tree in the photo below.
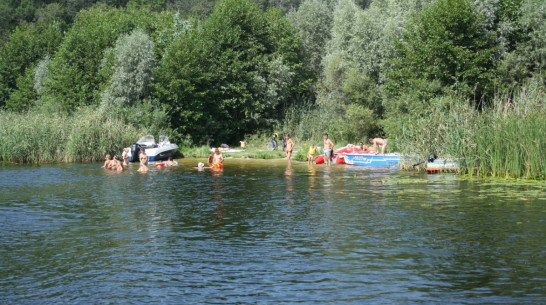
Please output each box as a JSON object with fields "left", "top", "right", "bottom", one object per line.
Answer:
{"left": 287, "top": 0, "right": 333, "bottom": 80}
{"left": 155, "top": 0, "right": 305, "bottom": 144}
{"left": 385, "top": 0, "right": 496, "bottom": 111}
{"left": 100, "top": 29, "right": 156, "bottom": 108}
{"left": 498, "top": 0, "right": 546, "bottom": 87}
{"left": 39, "top": 5, "right": 169, "bottom": 112}
{"left": 0, "top": 21, "right": 65, "bottom": 109}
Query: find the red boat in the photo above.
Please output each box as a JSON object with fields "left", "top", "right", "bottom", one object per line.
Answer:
{"left": 315, "top": 146, "right": 369, "bottom": 164}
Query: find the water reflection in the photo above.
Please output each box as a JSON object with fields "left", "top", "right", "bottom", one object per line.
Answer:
{"left": 211, "top": 168, "right": 225, "bottom": 228}
{"left": 285, "top": 161, "right": 294, "bottom": 204}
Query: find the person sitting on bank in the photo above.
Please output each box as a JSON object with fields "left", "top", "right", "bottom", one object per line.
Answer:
{"left": 307, "top": 143, "right": 316, "bottom": 165}
{"left": 165, "top": 157, "right": 178, "bottom": 167}
{"left": 369, "top": 137, "right": 388, "bottom": 154}
{"left": 212, "top": 147, "right": 224, "bottom": 166}
{"left": 102, "top": 154, "right": 112, "bottom": 169}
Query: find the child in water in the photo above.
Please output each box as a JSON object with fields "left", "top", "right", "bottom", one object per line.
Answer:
{"left": 307, "top": 143, "right": 316, "bottom": 165}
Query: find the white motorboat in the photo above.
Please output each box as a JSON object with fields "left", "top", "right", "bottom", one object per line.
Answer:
{"left": 127, "top": 135, "right": 178, "bottom": 162}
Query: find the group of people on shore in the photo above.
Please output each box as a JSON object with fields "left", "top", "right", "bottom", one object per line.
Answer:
{"left": 303, "top": 134, "right": 389, "bottom": 165}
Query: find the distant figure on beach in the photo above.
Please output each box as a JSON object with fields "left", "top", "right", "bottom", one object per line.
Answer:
{"left": 102, "top": 154, "right": 112, "bottom": 169}
{"left": 138, "top": 149, "right": 149, "bottom": 172}
{"left": 358, "top": 142, "right": 370, "bottom": 152}
{"left": 122, "top": 148, "right": 129, "bottom": 166}
{"left": 369, "top": 138, "right": 388, "bottom": 154}
{"left": 307, "top": 143, "right": 316, "bottom": 165}
{"left": 285, "top": 134, "right": 295, "bottom": 160}
{"left": 323, "top": 133, "right": 334, "bottom": 166}
{"left": 212, "top": 147, "right": 224, "bottom": 165}
{"left": 165, "top": 156, "right": 178, "bottom": 167}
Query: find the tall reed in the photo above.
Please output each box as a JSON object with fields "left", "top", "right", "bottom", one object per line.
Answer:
{"left": 0, "top": 108, "right": 144, "bottom": 163}
{"left": 392, "top": 78, "right": 545, "bottom": 179}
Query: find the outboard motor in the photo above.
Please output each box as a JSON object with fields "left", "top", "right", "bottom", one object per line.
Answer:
{"left": 130, "top": 144, "right": 140, "bottom": 162}
{"left": 428, "top": 153, "right": 438, "bottom": 163}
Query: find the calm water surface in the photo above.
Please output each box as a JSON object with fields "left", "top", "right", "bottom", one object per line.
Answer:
{"left": 1, "top": 159, "right": 545, "bottom": 304}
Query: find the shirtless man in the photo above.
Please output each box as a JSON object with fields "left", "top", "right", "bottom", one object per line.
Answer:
{"left": 110, "top": 155, "right": 124, "bottom": 172}
{"left": 369, "top": 137, "right": 388, "bottom": 154}
{"left": 212, "top": 148, "right": 224, "bottom": 165}
{"left": 101, "top": 154, "right": 112, "bottom": 169}
{"left": 285, "top": 134, "right": 295, "bottom": 160}
{"left": 323, "top": 133, "right": 334, "bottom": 166}
{"left": 138, "top": 149, "right": 149, "bottom": 172}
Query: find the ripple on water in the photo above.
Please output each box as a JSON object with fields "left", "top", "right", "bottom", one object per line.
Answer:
{"left": 0, "top": 160, "right": 545, "bottom": 304}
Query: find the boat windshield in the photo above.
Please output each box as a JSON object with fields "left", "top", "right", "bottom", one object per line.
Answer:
{"left": 158, "top": 135, "right": 170, "bottom": 144}
{"left": 137, "top": 135, "right": 155, "bottom": 145}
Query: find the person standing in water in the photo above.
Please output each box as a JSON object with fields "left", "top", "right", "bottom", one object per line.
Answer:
{"left": 102, "top": 154, "right": 112, "bottom": 169}
{"left": 285, "top": 134, "right": 295, "bottom": 160}
{"left": 138, "top": 149, "right": 149, "bottom": 172}
{"left": 323, "top": 133, "right": 334, "bottom": 166}
{"left": 121, "top": 148, "right": 129, "bottom": 166}
{"left": 111, "top": 155, "right": 124, "bottom": 172}
{"left": 212, "top": 148, "right": 224, "bottom": 166}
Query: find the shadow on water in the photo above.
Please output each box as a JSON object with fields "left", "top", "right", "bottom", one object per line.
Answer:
{"left": 0, "top": 159, "right": 544, "bottom": 303}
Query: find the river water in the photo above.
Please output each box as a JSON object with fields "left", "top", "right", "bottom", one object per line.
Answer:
{"left": 1, "top": 159, "right": 544, "bottom": 304}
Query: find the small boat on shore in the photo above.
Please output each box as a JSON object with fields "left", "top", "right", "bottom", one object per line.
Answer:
{"left": 127, "top": 135, "right": 178, "bottom": 162}
{"left": 426, "top": 159, "right": 459, "bottom": 173}
{"left": 344, "top": 153, "right": 401, "bottom": 167}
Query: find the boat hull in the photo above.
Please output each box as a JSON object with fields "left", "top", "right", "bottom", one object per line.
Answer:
{"left": 128, "top": 144, "right": 178, "bottom": 162}
{"left": 145, "top": 144, "right": 178, "bottom": 162}
{"left": 344, "top": 153, "right": 400, "bottom": 166}
{"left": 426, "top": 160, "right": 458, "bottom": 173}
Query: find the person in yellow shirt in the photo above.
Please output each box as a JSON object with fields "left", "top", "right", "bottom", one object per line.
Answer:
{"left": 307, "top": 143, "right": 316, "bottom": 165}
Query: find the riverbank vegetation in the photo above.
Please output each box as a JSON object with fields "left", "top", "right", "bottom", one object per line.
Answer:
{"left": 0, "top": 0, "right": 544, "bottom": 178}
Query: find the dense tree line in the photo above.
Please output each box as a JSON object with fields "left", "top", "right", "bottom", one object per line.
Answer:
{"left": 1, "top": 0, "right": 544, "bottom": 150}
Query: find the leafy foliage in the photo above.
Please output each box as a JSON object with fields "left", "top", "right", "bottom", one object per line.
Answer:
{"left": 385, "top": 0, "right": 497, "bottom": 110}
{"left": 39, "top": 5, "right": 170, "bottom": 112}
{"left": 155, "top": 0, "right": 306, "bottom": 144}
{"left": 0, "top": 21, "right": 65, "bottom": 109}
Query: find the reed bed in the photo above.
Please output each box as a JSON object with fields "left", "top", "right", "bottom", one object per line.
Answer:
{"left": 0, "top": 109, "right": 143, "bottom": 163}
{"left": 394, "top": 80, "right": 545, "bottom": 179}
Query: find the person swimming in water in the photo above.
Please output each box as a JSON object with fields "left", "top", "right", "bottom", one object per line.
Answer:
{"left": 165, "top": 156, "right": 178, "bottom": 167}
